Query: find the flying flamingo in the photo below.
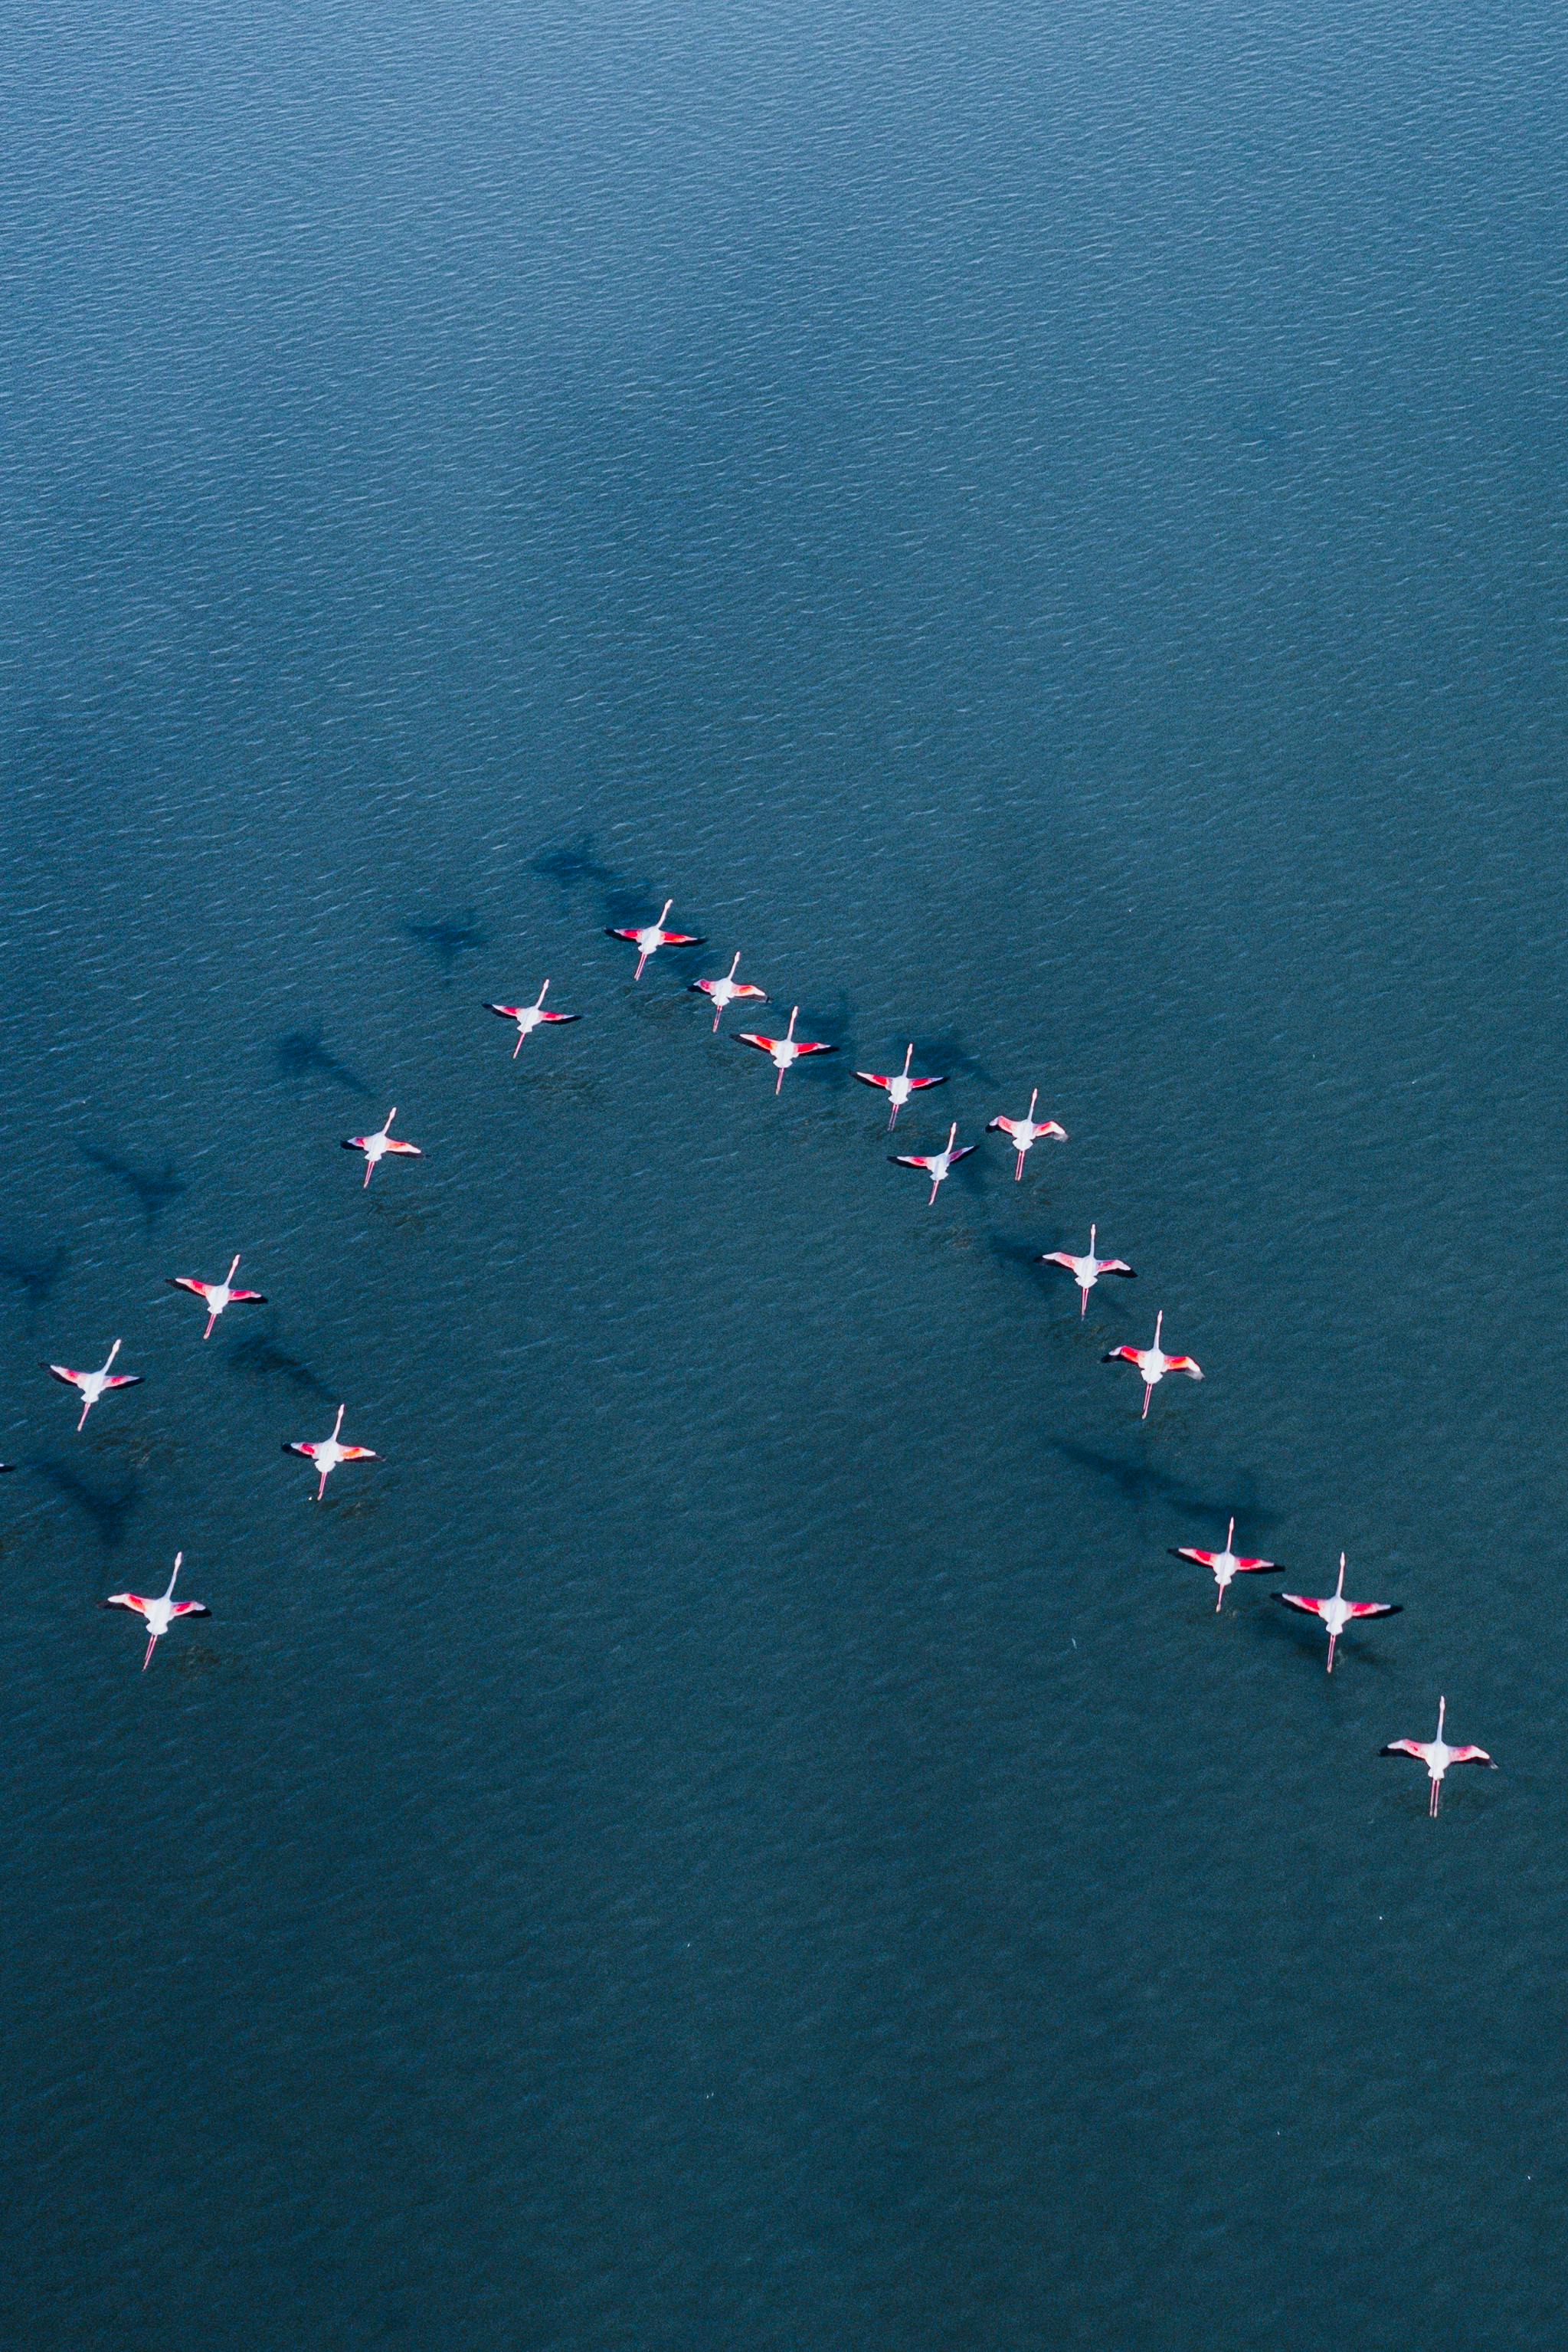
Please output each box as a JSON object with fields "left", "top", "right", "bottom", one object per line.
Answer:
{"left": 167, "top": 1254, "right": 267, "bottom": 1339}
{"left": 44, "top": 1339, "right": 143, "bottom": 1431}
{"left": 854, "top": 1043, "right": 947, "bottom": 1131}
{"left": 1169, "top": 1516, "right": 1278, "bottom": 1611}
{"left": 691, "top": 952, "right": 768, "bottom": 1033}
{"left": 283, "top": 1403, "right": 378, "bottom": 1501}
{"left": 483, "top": 981, "right": 581, "bottom": 1057}
{"left": 342, "top": 1107, "right": 422, "bottom": 1187}
{"left": 735, "top": 1006, "right": 836, "bottom": 1094}
{"left": 103, "top": 1551, "right": 210, "bottom": 1671}
{"left": 1102, "top": 1311, "right": 1203, "bottom": 1419}
{"left": 1038, "top": 1224, "right": 1136, "bottom": 1316}
{"left": 1380, "top": 1696, "right": 1495, "bottom": 1816}
{"left": 987, "top": 1089, "right": 1067, "bottom": 1178}
{"left": 891, "top": 1122, "right": 978, "bottom": 1206}
{"left": 1275, "top": 1551, "right": 1402, "bottom": 1672}
{"left": 606, "top": 900, "right": 705, "bottom": 980}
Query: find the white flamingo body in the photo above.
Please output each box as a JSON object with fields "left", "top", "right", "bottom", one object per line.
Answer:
{"left": 284, "top": 1403, "right": 378, "bottom": 1501}
{"left": 987, "top": 1088, "right": 1067, "bottom": 1178}
{"left": 855, "top": 1043, "right": 947, "bottom": 1131}
{"left": 103, "top": 1551, "right": 209, "bottom": 1670}
{"left": 1170, "top": 1516, "right": 1278, "bottom": 1611}
{"left": 44, "top": 1338, "right": 143, "bottom": 1431}
{"left": 343, "top": 1107, "right": 422, "bottom": 1187}
{"left": 1381, "top": 1696, "right": 1494, "bottom": 1816}
{"left": 735, "top": 1005, "right": 836, "bottom": 1093}
{"left": 1277, "top": 1551, "right": 1401, "bottom": 1672}
{"left": 607, "top": 899, "right": 705, "bottom": 980}
{"left": 1102, "top": 1310, "right": 1203, "bottom": 1419}
{"left": 891, "top": 1121, "right": 977, "bottom": 1206}
{"left": 483, "top": 981, "right": 581, "bottom": 1056}
{"left": 168, "top": 1254, "right": 267, "bottom": 1339}
{"left": 1039, "top": 1223, "right": 1135, "bottom": 1316}
{"left": 691, "top": 952, "right": 768, "bottom": 1032}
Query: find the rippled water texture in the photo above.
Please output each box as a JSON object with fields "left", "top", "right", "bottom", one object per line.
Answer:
{"left": 3, "top": 2, "right": 1566, "bottom": 2345}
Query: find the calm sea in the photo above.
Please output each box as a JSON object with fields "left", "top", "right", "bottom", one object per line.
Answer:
{"left": 3, "top": 2, "right": 1566, "bottom": 2344}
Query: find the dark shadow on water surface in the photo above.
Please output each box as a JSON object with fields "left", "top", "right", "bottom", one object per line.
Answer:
{"left": 529, "top": 831, "right": 620, "bottom": 906}
{"left": 1049, "top": 1436, "right": 1274, "bottom": 1531}
{"left": 227, "top": 1332, "right": 336, "bottom": 1401}
{"left": 0, "top": 1240, "right": 70, "bottom": 1325}
{"left": 32, "top": 1456, "right": 140, "bottom": 1551}
{"left": 274, "top": 1026, "right": 372, "bottom": 1097}
{"left": 77, "top": 1143, "right": 187, "bottom": 1233}
{"left": 401, "top": 913, "right": 487, "bottom": 974}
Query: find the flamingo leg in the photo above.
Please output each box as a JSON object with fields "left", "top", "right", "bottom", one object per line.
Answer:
{"left": 711, "top": 1008, "right": 722, "bottom": 1034}
{"left": 204, "top": 1312, "right": 218, "bottom": 1340}
{"left": 512, "top": 1032, "right": 524, "bottom": 1059}
{"left": 362, "top": 1159, "right": 373, "bottom": 1187}
{"left": 1015, "top": 1153, "right": 1024, "bottom": 1180}
{"left": 77, "top": 1397, "right": 90, "bottom": 1432}
{"left": 1215, "top": 1585, "right": 1223, "bottom": 1613}
{"left": 142, "top": 1631, "right": 157, "bottom": 1671}
{"left": 634, "top": 952, "right": 649, "bottom": 980}
{"left": 775, "top": 1066, "right": 784, "bottom": 1095}
{"left": 1141, "top": 1383, "right": 1152, "bottom": 1420}
{"left": 1079, "top": 1287, "right": 1088, "bottom": 1318}
{"left": 1430, "top": 1778, "right": 1441, "bottom": 1817}
{"left": 1326, "top": 1633, "right": 1337, "bottom": 1674}
{"left": 316, "top": 1469, "right": 328, "bottom": 1501}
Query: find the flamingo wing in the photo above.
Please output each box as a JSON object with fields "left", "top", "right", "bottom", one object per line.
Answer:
{"left": 103, "top": 1593, "right": 149, "bottom": 1616}
{"left": 228, "top": 1288, "right": 267, "bottom": 1305}
{"left": 1347, "top": 1600, "right": 1401, "bottom": 1619}
{"left": 1037, "top": 1119, "right": 1069, "bottom": 1139}
{"left": 1230, "top": 1554, "right": 1276, "bottom": 1573}
{"left": 1275, "top": 1592, "right": 1327, "bottom": 1617}
{"left": 947, "top": 1142, "right": 978, "bottom": 1164}
{"left": 382, "top": 1140, "right": 423, "bottom": 1157}
{"left": 735, "top": 1032, "right": 776, "bottom": 1053}
{"left": 604, "top": 926, "right": 641, "bottom": 943}
{"left": 168, "top": 1277, "right": 211, "bottom": 1300}
{"left": 284, "top": 1441, "right": 319, "bottom": 1460}
{"left": 336, "top": 1445, "right": 378, "bottom": 1463}
{"left": 906, "top": 1075, "right": 946, "bottom": 1091}
{"left": 1379, "top": 1739, "right": 1428, "bottom": 1761}
{"left": 1448, "top": 1744, "right": 1496, "bottom": 1767}
{"left": 342, "top": 1136, "right": 370, "bottom": 1153}
{"left": 1098, "top": 1260, "right": 1136, "bottom": 1278}
{"left": 656, "top": 929, "right": 704, "bottom": 947}
{"left": 891, "top": 1153, "right": 935, "bottom": 1171}
{"left": 1037, "top": 1251, "right": 1079, "bottom": 1271}
{"left": 854, "top": 1071, "right": 892, "bottom": 1090}
{"left": 1102, "top": 1346, "right": 1142, "bottom": 1364}
{"left": 1170, "top": 1547, "right": 1218, "bottom": 1567}
{"left": 44, "top": 1363, "right": 83, "bottom": 1387}
{"left": 987, "top": 1117, "right": 1017, "bottom": 1136}
{"left": 731, "top": 982, "right": 768, "bottom": 1001}
{"left": 484, "top": 1002, "right": 524, "bottom": 1021}
{"left": 169, "top": 1600, "right": 211, "bottom": 1620}
{"left": 1165, "top": 1355, "right": 1203, "bottom": 1379}
{"left": 537, "top": 1010, "right": 581, "bottom": 1024}
{"left": 792, "top": 1040, "right": 835, "bottom": 1057}
{"left": 102, "top": 1374, "right": 143, "bottom": 1391}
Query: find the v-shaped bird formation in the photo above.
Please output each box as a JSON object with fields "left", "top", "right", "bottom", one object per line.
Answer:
{"left": 41, "top": 887, "right": 1488, "bottom": 1816}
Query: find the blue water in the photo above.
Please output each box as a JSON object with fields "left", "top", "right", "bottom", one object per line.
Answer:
{"left": 3, "top": 2, "right": 1566, "bottom": 2344}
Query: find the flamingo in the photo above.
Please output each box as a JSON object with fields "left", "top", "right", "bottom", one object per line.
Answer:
{"left": 606, "top": 900, "right": 705, "bottom": 980}
{"left": 1102, "top": 1311, "right": 1203, "bottom": 1419}
{"left": 987, "top": 1089, "right": 1067, "bottom": 1178}
{"left": 1169, "top": 1515, "right": 1278, "bottom": 1612}
{"left": 1038, "top": 1224, "right": 1136, "bottom": 1317}
{"left": 167, "top": 1254, "right": 267, "bottom": 1339}
{"left": 690, "top": 952, "right": 768, "bottom": 1033}
{"left": 1276, "top": 1551, "right": 1402, "bottom": 1672}
{"left": 854, "top": 1043, "right": 947, "bottom": 1132}
{"left": 284, "top": 1403, "right": 378, "bottom": 1501}
{"left": 1380, "top": 1696, "right": 1495, "bottom": 1816}
{"left": 44, "top": 1339, "right": 143, "bottom": 1432}
{"left": 735, "top": 1006, "right": 836, "bottom": 1094}
{"left": 103, "top": 1551, "right": 210, "bottom": 1671}
{"left": 891, "top": 1122, "right": 978, "bottom": 1206}
{"left": 342, "top": 1107, "right": 422, "bottom": 1188}
{"left": 483, "top": 981, "right": 581, "bottom": 1057}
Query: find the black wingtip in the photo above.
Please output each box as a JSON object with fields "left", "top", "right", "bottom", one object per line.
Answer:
{"left": 339, "top": 1138, "right": 360, "bottom": 1151}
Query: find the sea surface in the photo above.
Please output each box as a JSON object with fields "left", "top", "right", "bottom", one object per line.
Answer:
{"left": 2, "top": 2, "right": 1566, "bottom": 2345}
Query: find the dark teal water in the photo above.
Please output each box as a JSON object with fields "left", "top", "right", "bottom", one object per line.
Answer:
{"left": 4, "top": 2, "right": 1567, "bottom": 2344}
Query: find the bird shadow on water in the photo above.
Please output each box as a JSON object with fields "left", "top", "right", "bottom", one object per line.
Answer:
{"left": 1048, "top": 1436, "right": 1274, "bottom": 1533}
{"left": 227, "top": 1331, "right": 336, "bottom": 1402}
{"left": 77, "top": 1143, "right": 186, "bottom": 1234}
{"left": 31, "top": 1456, "right": 140, "bottom": 1552}
{"left": 274, "top": 1026, "right": 372, "bottom": 1098}
{"left": 529, "top": 832, "right": 620, "bottom": 909}
{"left": 401, "top": 912, "right": 487, "bottom": 975}
{"left": 0, "top": 1240, "right": 70, "bottom": 1328}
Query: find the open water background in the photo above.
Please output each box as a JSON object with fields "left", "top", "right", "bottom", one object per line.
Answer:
{"left": 2, "top": 2, "right": 1567, "bottom": 2344}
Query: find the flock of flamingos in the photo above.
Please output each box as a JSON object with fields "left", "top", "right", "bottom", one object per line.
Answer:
{"left": 54, "top": 895, "right": 1491, "bottom": 1816}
